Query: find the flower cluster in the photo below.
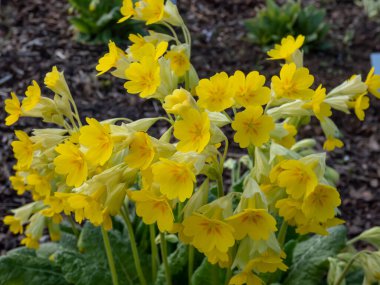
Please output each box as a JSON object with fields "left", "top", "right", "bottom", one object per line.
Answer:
{"left": 3, "top": 1, "right": 380, "bottom": 284}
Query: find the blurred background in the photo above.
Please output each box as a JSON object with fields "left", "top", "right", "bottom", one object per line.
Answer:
{"left": 0, "top": 0, "right": 379, "bottom": 254}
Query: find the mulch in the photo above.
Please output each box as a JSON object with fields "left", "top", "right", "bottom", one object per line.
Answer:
{"left": 0, "top": 0, "right": 379, "bottom": 254}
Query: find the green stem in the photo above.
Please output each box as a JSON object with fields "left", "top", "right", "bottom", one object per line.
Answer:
{"left": 101, "top": 227, "right": 119, "bottom": 285}
{"left": 149, "top": 225, "right": 158, "bottom": 282}
{"left": 163, "top": 22, "right": 181, "bottom": 45}
{"left": 68, "top": 215, "right": 79, "bottom": 238}
{"left": 216, "top": 172, "right": 224, "bottom": 198}
{"left": 334, "top": 251, "right": 367, "bottom": 285}
{"left": 224, "top": 266, "right": 232, "bottom": 285}
{"left": 277, "top": 220, "right": 288, "bottom": 247}
{"left": 121, "top": 207, "right": 147, "bottom": 285}
{"left": 160, "top": 232, "right": 172, "bottom": 285}
{"left": 188, "top": 245, "right": 194, "bottom": 284}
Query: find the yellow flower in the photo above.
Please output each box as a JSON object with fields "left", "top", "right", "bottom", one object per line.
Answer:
{"left": 10, "top": 174, "right": 27, "bottom": 195}
{"left": 276, "top": 123, "right": 297, "bottom": 148}
{"left": 165, "top": 46, "right": 190, "bottom": 77}
{"left": 4, "top": 216, "right": 23, "bottom": 234}
{"left": 276, "top": 197, "right": 307, "bottom": 226}
{"left": 124, "top": 56, "right": 161, "bottom": 98}
{"left": 226, "top": 209, "right": 277, "bottom": 240}
{"left": 272, "top": 63, "right": 314, "bottom": 100}
{"left": 152, "top": 158, "right": 195, "bottom": 202}
{"left": 44, "top": 66, "right": 70, "bottom": 96}
{"left": 79, "top": 118, "right": 113, "bottom": 166}
{"left": 302, "top": 184, "right": 341, "bottom": 222}
{"left": 54, "top": 141, "right": 88, "bottom": 187}
{"left": 303, "top": 85, "right": 332, "bottom": 121}
{"left": 129, "top": 189, "right": 174, "bottom": 232}
{"left": 267, "top": 35, "right": 305, "bottom": 61}
{"left": 118, "top": 0, "right": 134, "bottom": 23}
{"left": 231, "top": 106, "right": 275, "bottom": 148}
{"left": 246, "top": 251, "right": 288, "bottom": 273}
{"left": 4, "top": 92, "right": 22, "bottom": 126}
{"left": 163, "top": 88, "right": 194, "bottom": 115}
{"left": 22, "top": 80, "right": 41, "bottom": 111}
{"left": 296, "top": 217, "right": 344, "bottom": 236}
{"left": 11, "top": 131, "right": 35, "bottom": 170}
{"left": 173, "top": 108, "right": 211, "bottom": 153}
{"left": 323, "top": 137, "right": 344, "bottom": 151}
{"left": 196, "top": 72, "right": 236, "bottom": 112}
{"left": 136, "top": 0, "right": 164, "bottom": 25}
{"left": 21, "top": 234, "right": 39, "bottom": 249}
{"left": 365, "top": 67, "right": 380, "bottom": 98}
{"left": 125, "top": 132, "right": 155, "bottom": 170}
{"left": 351, "top": 93, "right": 370, "bottom": 121}
{"left": 229, "top": 271, "right": 263, "bottom": 285}
{"left": 182, "top": 213, "right": 235, "bottom": 253}
{"left": 233, "top": 70, "right": 271, "bottom": 107}
{"left": 273, "top": 160, "right": 318, "bottom": 199}
{"left": 131, "top": 41, "right": 168, "bottom": 61}
{"left": 27, "top": 173, "right": 51, "bottom": 199}
{"left": 205, "top": 247, "right": 230, "bottom": 268}
{"left": 96, "top": 41, "right": 126, "bottom": 75}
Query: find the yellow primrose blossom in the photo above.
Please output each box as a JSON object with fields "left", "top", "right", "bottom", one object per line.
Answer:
{"left": 267, "top": 35, "right": 305, "bottom": 61}
{"left": 163, "top": 88, "right": 194, "bottom": 115}
{"left": 205, "top": 247, "right": 230, "bottom": 268}
{"left": 303, "top": 85, "right": 332, "bottom": 121}
{"left": 302, "top": 184, "right": 341, "bottom": 222}
{"left": 152, "top": 158, "right": 195, "bottom": 202}
{"left": 27, "top": 174, "right": 51, "bottom": 199}
{"left": 21, "top": 234, "right": 39, "bottom": 249}
{"left": 96, "top": 41, "right": 126, "bottom": 75}
{"left": 44, "top": 66, "right": 70, "bottom": 96}
{"left": 196, "top": 72, "right": 236, "bottom": 112}
{"left": 129, "top": 189, "right": 174, "bottom": 232}
{"left": 233, "top": 70, "right": 271, "bottom": 107}
{"left": 365, "top": 67, "right": 380, "bottom": 98}
{"left": 229, "top": 271, "right": 263, "bottom": 285}
{"left": 276, "top": 123, "right": 297, "bottom": 148}
{"left": 54, "top": 141, "right": 88, "bottom": 187}
{"left": 272, "top": 63, "right": 314, "bottom": 100}
{"left": 4, "top": 216, "right": 23, "bottom": 234}
{"left": 165, "top": 45, "right": 190, "bottom": 77}
{"left": 276, "top": 197, "right": 307, "bottom": 226}
{"left": 10, "top": 174, "right": 27, "bottom": 195}
{"left": 118, "top": 0, "right": 134, "bottom": 23}
{"left": 272, "top": 160, "right": 318, "bottom": 199}
{"left": 124, "top": 56, "right": 161, "bottom": 98}
{"left": 131, "top": 41, "right": 168, "bottom": 61}
{"left": 350, "top": 93, "right": 370, "bottom": 121}
{"left": 296, "top": 217, "right": 345, "bottom": 236}
{"left": 125, "top": 132, "right": 155, "bottom": 170}
{"left": 129, "top": 33, "right": 148, "bottom": 55}
{"left": 226, "top": 208, "right": 277, "bottom": 240}
{"left": 79, "top": 118, "right": 113, "bottom": 166}
{"left": 4, "top": 92, "right": 22, "bottom": 126}
{"left": 173, "top": 108, "right": 211, "bottom": 153}
{"left": 11, "top": 131, "right": 35, "bottom": 170}
{"left": 182, "top": 213, "right": 235, "bottom": 253}
{"left": 246, "top": 251, "right": 288, "bottom": 273}
{"left": 323, "top": 136, "right": 344, "bottom": 152}
{"left": 232, "top": 106, "right": 275, "bottom": 148}
{"left": 22, "top": 80, "right": 41, "bottom": 111}
{"left": 136, "top": 0, "right": 164, "bottom": 25}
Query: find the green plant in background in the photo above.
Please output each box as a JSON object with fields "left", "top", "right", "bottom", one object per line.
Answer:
{"left": 245, "top": 0, "right": 329, "bottom": 51}
{"left": 68, "top": 0, "right": 142, "bottom": 44}
{"left": 357, "top": 0, "right": 380, "bottom": 18}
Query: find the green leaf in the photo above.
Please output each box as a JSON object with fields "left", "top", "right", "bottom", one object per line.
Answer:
{"left": 155, "top": 243, "right": 188, "bottom": 285}
{"left": 283, "top": 226, "right": 347, "bottom": 285}
{"left": 191, "top": 258, "right": 225, "bottom": 285}
{"left": 0, "top": 251, "right": 70, "bottom": 285}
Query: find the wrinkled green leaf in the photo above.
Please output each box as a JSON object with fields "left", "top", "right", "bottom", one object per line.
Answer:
{"left": 191, "top": 258, "right": 225, "bottom": 285}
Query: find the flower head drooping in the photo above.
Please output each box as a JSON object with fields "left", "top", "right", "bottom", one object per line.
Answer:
{"left": 4, "top": 92, "right": 22, "bottom": 126}
{"left": 152, "top": 158, "right": 195, "bottom": 202}
{"left": 233, "top": 70, "right": 271, "bottom": 108}
{"left": 79, "top": 118, "right": 113, "bottom": 166}
{"left": 22, "top": 80, "right": 41, "bottom": 111}
{"left": 365, "top": 67, "right": 380, "bottom": 99}
{"left": 136, "top": 0, "right": 165, "bottom": 25}
{"left": 118, "top": 0, "right": 135, "bottom": 23}
{"left": 12, "top": 131, "right": 35, "bottom": 170}
{"left": 196, "top": 72, "right": 236, "bottom": 112}
{"left": 323, "top": 136, "right": 344, "bottom": 152}
{"left": 54, "top": 141, "right": 88, "bottom": 187}
{"left": 173, "top": 108, "right": 211, "bottom": 153}
{"left": 303, "top": 85, "right": 332, "bottom": 121}
{"left": 44, "top": 66, "right": 70, "bottom": 97}
{"left": 4, "top": 216, "right": 23, "bottom": 234}
{"left": 96, "top": 41, "right": 126, "bottom": 75}
{"left": 124, "top": 56, "right": 161, "bottom": 98}
{"left": 163, "top": 88, "right": 195, "bottom": 115}
{"left": 272, "top": 63, "right": 314, "bottom": 100}
{"left": 276, "top": 123, "right": 297, "bottom": 149}
{"left": 165, "top": 45, "right": 191, "bottom": 77}
{"left": 125, "top": 132, "right": 155, "bottom": 170}
{"left": 350, "top": 93, "right": 370, "bottom": 121}
{"left": 267, "top": 35, "right": 305, "bottom": 62}
{"left": 232, "top": 106, "right": 275, "bottom": 148}
{"left": 226, "top": 208, "right": 277, "bottom": 240}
